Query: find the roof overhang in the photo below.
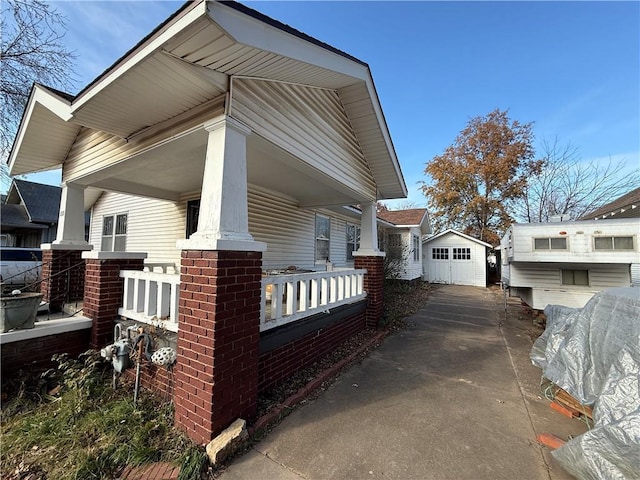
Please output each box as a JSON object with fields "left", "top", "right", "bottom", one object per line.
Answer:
{"left": 8, "top": 85, "right": 79, "bottom": 176}
{"left": 424, "top": 229, "right": 493, "bottom": 248}
{"left": 9, "top": 0, "right": 406, "bottom": 200}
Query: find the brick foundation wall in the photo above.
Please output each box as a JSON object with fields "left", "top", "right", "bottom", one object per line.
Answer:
{"left": 355, "top": 256, "right": 384, "bottom": 327}
{"left": 258, "top": 308, "right": 366, "bottom": 393}
{"left": 123, "top": 362, "right": 175, "bottom": 400}
{"left": 1, "top": 329, "right": 91, "bottom": 381}
{"left": 40, "top": 249, "right": 86, "bottom": 312}
{"left": 174, "top": 250, "right": 262, "bottom": 445}
{"left": 84, "top": 258, "right": 144, "bottom": 349}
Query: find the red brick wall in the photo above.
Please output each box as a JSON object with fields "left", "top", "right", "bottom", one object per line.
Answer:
{"left": 258, "top": 309, "right": 366, "bottom": 393}
{"left": 174, "top": 250, "right": 262, "bottom": 445}
{"left": 1, "top": 329, "right": 91, "bottom": 380}
{"left": 40, "top": 249, "right": 86, "bottom": 312}
{"left": 124, "top": 362, "right": 175, "bottom": 400}
{"left": 355, "top": 256, "right": 384, "bottom": 327}
{"left": 83, "top": 258, "right": 144, "bottom": 349}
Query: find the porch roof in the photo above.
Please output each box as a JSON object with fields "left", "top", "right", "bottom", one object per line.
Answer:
{"left": 9, "top": 0, "right": 407, "bottom": 201}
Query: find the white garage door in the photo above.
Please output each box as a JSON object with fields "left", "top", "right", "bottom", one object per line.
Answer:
{"left": 428, "top": 246, "right": 474, "bottom": 285}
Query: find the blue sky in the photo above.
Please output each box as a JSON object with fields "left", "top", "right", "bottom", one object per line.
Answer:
{"left": 20, "top": 1, "right": 640, "bottom": 207}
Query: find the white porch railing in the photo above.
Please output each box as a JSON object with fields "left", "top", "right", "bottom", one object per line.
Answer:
{"left": 260, "top": 268, "right": 367, "bottom": 332}
{"left": 119, "top": 270, "right": 180, "bottom": 332}
{"left": 118, "top": 267, "right": 367, "bottom": 334}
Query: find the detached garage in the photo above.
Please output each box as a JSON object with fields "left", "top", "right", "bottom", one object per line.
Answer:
{"left": 423, "top": 229, "right": 492, "bottom": 287}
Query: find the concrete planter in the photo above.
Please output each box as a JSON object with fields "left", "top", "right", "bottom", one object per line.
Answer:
{"left": 1, "top": 293, "right": 43, "bottom": 333}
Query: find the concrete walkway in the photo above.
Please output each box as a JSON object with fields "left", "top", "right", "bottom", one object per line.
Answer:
{"left": 218, "top": 285, "right": 587, "bottom": 480}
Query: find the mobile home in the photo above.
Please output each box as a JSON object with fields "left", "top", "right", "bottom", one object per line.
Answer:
{"left": 501, "top": 218, "right": 640, "bottom": 309}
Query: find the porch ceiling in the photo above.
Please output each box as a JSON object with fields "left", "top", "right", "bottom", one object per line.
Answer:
{"left": 9, "top": 0, "right": 406, "bottom": 201}
{"left": 81, "top": 130, "right": 370, "bottom": 208}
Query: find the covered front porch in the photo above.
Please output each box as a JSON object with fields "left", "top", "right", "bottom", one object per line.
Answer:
{"left": 8, "top": 1, "right": 405, "bottom": 446}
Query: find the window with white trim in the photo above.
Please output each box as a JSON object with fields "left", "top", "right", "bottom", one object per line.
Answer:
{"left": 346, "top": 223, "right": 360, "bottom": 260}
{"left": 453, "top": 247, "right": 471, "bottom": 260}
{"left": 102, "top": 213, "right": 127, "bottom": 252}
{"left": 594, "top": 236, "right": 634, "bottom": 250}
{"left": 315, "top": 214, "right": 330, "bottom": 262}
{"left": 561, "top": 269, "right": 589, "bottom": 286}
{"left": 412, "top": 235, "right": 420, "bottom": 262}
{"left": 432, "top": 247, "right": 448, "bottom": 260}
{"left": 534, "top": 237, "right": 567, "bottom": 250}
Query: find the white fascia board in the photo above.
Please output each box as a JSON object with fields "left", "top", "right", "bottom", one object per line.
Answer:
{"left": 8, "top": 85, "right": 72, "bottom": 173}
{"left": 208, "top": 1, "right": 368, "bottom": 81}
{"left": 424, "top": 229, "right": 493, "bottom": 248}
{"left": 364, "top": 76, "right": 408, "bottom": 198}
{"left": 71, "top": 1, "right": 207, "bottom": 114}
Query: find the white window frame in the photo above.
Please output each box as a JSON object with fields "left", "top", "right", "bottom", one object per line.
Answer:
{"left": 102, "top": 213, "right": 128, "bottom": 252}
{"left": 412, "top": 235, "right": 420, "bottom": 262}
{"left": 561, "top": 269, "right": 589, "bottom": 286}
{"left": 452, "top": 247, "right": 471, "bottom": 260}
{"left": 315, "top": 214, "right": 331, "bottom": 263}
{"left": 534, "top": 237, "right": 567, "bottom": 250}
{"left": 593, "top": 236, "right": 634, "bottom": 251}
{"left": 346, "top": 223, "right": 361, "bottom": 261}
{"left": 432, "top": 247, "right": 449, "bottom": 260}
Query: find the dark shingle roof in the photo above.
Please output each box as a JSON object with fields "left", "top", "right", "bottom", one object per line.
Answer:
{"left": 580, "top": 187, "right": 640, "bottom": 220}
{"left": 1, "top": 204, "right": 46, "bottom": 229}
{"left": 10, "top": 179, "right": 62, "bottom": 224}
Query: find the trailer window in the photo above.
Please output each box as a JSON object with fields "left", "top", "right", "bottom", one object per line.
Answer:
{"left": 534, "top": 237, "right": 567, "bottom": 250}
{"left": 561, "top": 269, "right": 589, "bottom": 286}
{"left": 594, "top": 236, "right": 634, "bottom": 250}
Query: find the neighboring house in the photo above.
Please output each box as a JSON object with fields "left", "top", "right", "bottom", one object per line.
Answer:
{"left": 579, "top": 187, "right": 640, "bottom": 220}
{"left": 500, "top": 218, "right": 640, "bottom": 310}
{"left": 1, "top": 179, "right": 90, "bottom": 248}
{"left": 423, "top": 229, "right": 492, "bottom": 287}
{"left": 1, "top": 179, "right": 62, "bottom": 247}
{"left": 7, "top": 1, "right": 408, "bottom": 444}
{"left": 376, "top": 208, "right": 431, "bottom": 281}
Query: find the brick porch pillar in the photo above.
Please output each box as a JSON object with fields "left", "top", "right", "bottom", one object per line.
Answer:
{"left": 354, "top": 202, "right": 385, "bottom": 328}
{"left": 355, "top": 256, "right": 385, "bottom": 328}
{"left": 173, "top": 249, "right": 262, "bottom": 444}
{"left": 40, "top": 246, "right": 89, "bottom": 312}
{"left": 173, "top": 115, "right": 266, "bottom": 444}
{"left": 81, "top": 252, "right": 146, "bottom": 349}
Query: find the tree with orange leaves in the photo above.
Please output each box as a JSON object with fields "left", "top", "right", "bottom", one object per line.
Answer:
{"left": 421, "top": 109, "right": 542, "bottom": 245}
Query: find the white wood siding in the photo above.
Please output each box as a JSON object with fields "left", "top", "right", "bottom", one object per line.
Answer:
{"left": 63, "top": 100, "right": 225, "bottom": 182}
{"left": 230, "top": 78, "right": 376, "bottom": 200}
{"left": 632, "top": 264, "right": 640, "bottom": 286}
{"left": 90, "top": 193, "right": 185, "bottom": 266}
{"left": 506, "top": 219, "right": 640, "bottom": 264}
{"left": 508, "top": 262, "right": 631, "bottom": 309}
{"left": 90, "top": 186, "right": 357, "bottom": 271}
{"left": 423, "top": 232, "right": 487, "bottom": 287}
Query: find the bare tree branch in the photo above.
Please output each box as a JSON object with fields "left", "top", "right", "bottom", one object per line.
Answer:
{"left": 512, "top": 137, "right": 640, "bottom": 222}
{"left": 1, "top": 0, "right": 76, "bottom": 186}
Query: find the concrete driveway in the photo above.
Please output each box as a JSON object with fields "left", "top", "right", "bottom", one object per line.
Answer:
{"left": 218, "top": 285, "right": 586, "bottom": 480}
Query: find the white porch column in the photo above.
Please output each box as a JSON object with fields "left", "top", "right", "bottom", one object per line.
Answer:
{"left": 52, "top": 182, "right": 89, "bottom": 246}
{"left": 354, "top": 201, "right": 385, "bottom": 257}
{"left": 178, "top": 115, "right": 265, "bottom": 252}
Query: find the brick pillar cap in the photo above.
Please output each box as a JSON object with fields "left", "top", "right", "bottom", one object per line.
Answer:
{"left": 82, "top": 251, "right": 148, "bottom": 260}
{"left": 353, "top": 250, "right": 386, "bottom": 258}
{"left": 42, "top": 243, "right": 93, "bottom": 251}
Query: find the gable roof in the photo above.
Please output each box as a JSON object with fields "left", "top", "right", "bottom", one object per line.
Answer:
{"left": 377, "top": 208, "right": 428, "bottom": 227}
{"left": 579, "top": 187, "right": 640, "bottom": 220}
{"left": 6, "top": 179, "right": 61, "bottom": 224}
{"left": 377, "top": 208, "right": 431, "bottom": 235}
{"left": 424, "top": 229, "right": 493, "bottom": 248}
{"left": 9, "top": 0, "right": 407, "bottom": 200}
{"left": 1, "top": 204, "right": 47, "bottom": 230}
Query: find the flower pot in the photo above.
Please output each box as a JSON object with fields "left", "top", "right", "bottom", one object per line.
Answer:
{"left": 0, "top": 292, "right": 43, "bottom": 333}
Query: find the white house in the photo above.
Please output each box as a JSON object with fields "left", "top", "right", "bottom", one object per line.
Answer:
{"left": 500, "top": 218, "right": 640, "bottom": 310}
{"left": 423, "top": 229, "right": 492, "bottom": 287}
{"left": 376, "top": 208, "right": 431, "bottom": 281}
{"left": 7, "top": 0, "right": 408, "bottom": 444}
